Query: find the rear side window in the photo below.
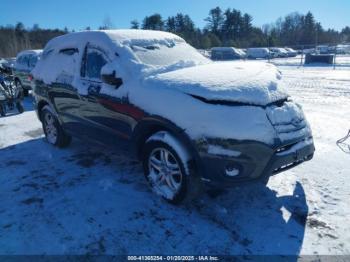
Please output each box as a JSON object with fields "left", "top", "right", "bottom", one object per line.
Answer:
{"left": 85, "top": 49, "right": 107, "bottom": 80}
{"left": 42, "top": 49, "right": 54, "bottom": 60}
{"left": 18, "top": 55, "right": 28, "bottom": 66}
{"left": 59, "top": 48, "right": 79, "bottom": 56}
{"left": 16, "top": 55, "right": 30, "bottom": 70}
{"left": 28, "top": 55, "right": 38, "bottom": 68}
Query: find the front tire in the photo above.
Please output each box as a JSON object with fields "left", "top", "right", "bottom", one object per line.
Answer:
{"left": 41, "top": 106, "right": 71, "bottom": 148}
{"left": 142, "top": 131, "right": 200, "bottom": 204}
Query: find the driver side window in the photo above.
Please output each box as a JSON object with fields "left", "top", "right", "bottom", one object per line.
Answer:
{"left": 85, "top": 48, "right": 107, "bottom": 80}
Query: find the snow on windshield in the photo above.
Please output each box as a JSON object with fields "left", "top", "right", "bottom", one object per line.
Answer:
{"left": 130, "top": 41, "right": 210, "bottom": 68}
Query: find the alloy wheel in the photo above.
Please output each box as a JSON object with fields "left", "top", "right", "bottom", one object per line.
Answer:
{"left": 44, "top": 112, "right": 58, "bottom": 144}
{"left": 148, "top": 147, "right": 183, "bottom": 200}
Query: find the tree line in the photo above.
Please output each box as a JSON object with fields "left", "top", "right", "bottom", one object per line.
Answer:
{"left": 0, "top": 23, "right": 67, "bottom": 57}
{"left": 135, "top": 8, "right": 350, "bottom": 49}
{"left": 0, "top": 7, "right": 349, "bottom": 57}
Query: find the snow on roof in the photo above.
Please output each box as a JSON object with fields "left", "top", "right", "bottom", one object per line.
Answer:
{"left": 44, "top": 30, "right": 184, "bottom": 53}
{"left": 33, "top": 30, "right": 189, "bottom": 86}
{"left": 211, "top": 47, "right": 236, "bottom": 51}
{"left": 103, "top": 29, "right": 185, "bottom": 45}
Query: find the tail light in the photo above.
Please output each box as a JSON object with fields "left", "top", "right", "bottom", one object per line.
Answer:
{"left": 28, "top": 74, "right": 33, "bottom": 81}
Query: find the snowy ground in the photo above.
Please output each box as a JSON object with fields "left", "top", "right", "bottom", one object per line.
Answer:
{"left": 0, "top": 63, "right": 349, "bottom": 256}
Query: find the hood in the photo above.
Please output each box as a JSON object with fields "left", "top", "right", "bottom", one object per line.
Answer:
{"left": 145, "top": 61, "right": 289, "bottom": 106}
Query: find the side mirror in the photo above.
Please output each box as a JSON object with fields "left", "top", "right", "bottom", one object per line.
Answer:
{"left": 101, "top": 70, "right": 123, "bottom": 88}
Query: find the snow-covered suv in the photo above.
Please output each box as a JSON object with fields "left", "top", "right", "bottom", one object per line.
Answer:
{"left": 32, "top": 30, "right": 315, "bottom": 203}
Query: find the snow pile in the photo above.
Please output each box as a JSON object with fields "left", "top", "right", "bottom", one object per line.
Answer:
{"left": 145, "top": 61, "right": 288, "bottom": 106}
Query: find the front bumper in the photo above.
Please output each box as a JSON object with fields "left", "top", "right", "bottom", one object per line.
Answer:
{"left": 196, "top": 137, "right": 315, "bottom": 188}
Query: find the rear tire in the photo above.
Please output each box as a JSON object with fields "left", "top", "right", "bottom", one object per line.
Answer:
{"left": 41, "top": 105, "right": 71, "bottom": 148}
{"left": 0, "top": 104, "right": 6, "bottom": 117}
{"left": 16, "top": 102, "right": 24, "bottom": 114}
{"left": 23, "top": 89, "right": 29, "bottom": 97}
{"left": 15, "top": 80, "right": 26, "bottom": 97}
{"left": 142, "top": 131, "right": 201, "bottom": 204}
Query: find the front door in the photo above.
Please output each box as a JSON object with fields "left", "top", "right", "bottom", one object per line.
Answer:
{"left": 79, "top": 44, "right": 133, "bottom": 146}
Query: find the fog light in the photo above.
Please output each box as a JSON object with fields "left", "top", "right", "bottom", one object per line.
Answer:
{"left": 225, "top": 166, "right": 240, "bottom": 177}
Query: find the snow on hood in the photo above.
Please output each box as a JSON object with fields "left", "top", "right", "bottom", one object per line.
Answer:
{"left": 145, "top": 61, "right": 289, "bottom": 106}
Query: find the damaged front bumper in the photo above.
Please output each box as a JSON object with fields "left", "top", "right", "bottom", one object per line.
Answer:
{"left": 195, "top": 137, "right": 315, "bottom": 188}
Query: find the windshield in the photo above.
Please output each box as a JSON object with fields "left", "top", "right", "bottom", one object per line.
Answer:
{"left": 131, "top": 41, "right": 210, "bottom": 68}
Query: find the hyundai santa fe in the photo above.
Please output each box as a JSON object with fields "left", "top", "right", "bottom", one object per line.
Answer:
{"left": 32, "top": 30, "right": 315, "bottom": 203}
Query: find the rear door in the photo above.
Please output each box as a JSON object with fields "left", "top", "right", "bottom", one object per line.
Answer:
{"left": 46, "top": 48, "right": 83, "bottom": 133}
{"left": 15, "top": 55, "right": 31, "bottom": 87}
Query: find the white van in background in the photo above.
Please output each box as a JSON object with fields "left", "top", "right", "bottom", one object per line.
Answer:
{"left": 269, "top": 47, "right": 289, "bottom": 58}
{"left": 211, "top": 47, "right": 246, "bottom": 60}
{"left": 247, "top": 48, "right": 272, "bottom": 59}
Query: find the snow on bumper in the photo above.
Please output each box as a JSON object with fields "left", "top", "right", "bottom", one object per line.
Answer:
{"left": 194, "top": 135, "right": 315, "bottom": 188}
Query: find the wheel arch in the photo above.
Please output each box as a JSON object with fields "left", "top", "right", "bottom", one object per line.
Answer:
{"left": 131, "top": 116, "right": 201, "bottom": 169}
{"left": 37, "top": 100, "right": 49, "bottom": 122}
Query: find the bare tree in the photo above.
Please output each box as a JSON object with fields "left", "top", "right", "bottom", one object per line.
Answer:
{"left": 100, "top": 15, "right": 114, "bottom": 30}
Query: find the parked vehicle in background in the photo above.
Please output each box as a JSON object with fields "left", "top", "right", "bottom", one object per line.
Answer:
{"left": 32, "top": 30, "right": 314, "bottom": 204}
{"left": 6, "top": 58, "right": 16, "bottom": 69}
{"left": 284, "top": 47, "right": 298, "bottom": 57}
{"left": 14, "top": 50, "right": 42, "bottom": 96}
{"left": 247, "top": 48, "right": 273, "bottom": 59}
{"left": 335, "top": 45, "right": 350, "bottom": 54}
{"left": 197, "top": 49, "right": 211, "bottom": 58}
{"left": 269, "top": 48, "right": 289, "bottom": 58}
{"left": 301, "top": 48, "right": 316, "bottom": 54}
{"left": 211, "top": 47, "right": 246, "bottom": 60}
{"left": 316, "top": 45, "right": 329, "bottom": 54}
{"left": 0, "top": 58, "right": 15, "bottom": 72}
